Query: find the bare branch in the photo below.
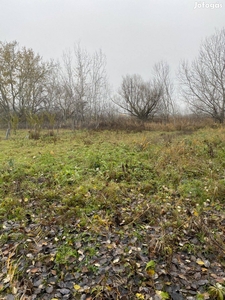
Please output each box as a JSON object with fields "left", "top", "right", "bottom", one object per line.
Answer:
{"left": 179, "top": 28, "right": 225, "bottom": 123}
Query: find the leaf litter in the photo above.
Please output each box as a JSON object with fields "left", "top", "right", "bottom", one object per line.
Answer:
{"left": 1, "top": 192, "right": 225, "bottom": 300}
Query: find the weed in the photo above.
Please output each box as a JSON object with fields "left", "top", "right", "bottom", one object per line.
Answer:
{"left": 0, "top": 243, "right": 22, "bottom": 295}
{"left": 84, "top": 246, "right": 97, "bottom": 257}
{"left": 208, "top": 283, "right": 225, "bottom": 299}
{"left": 55, "top": 245, "right": 78, "bottom": 265}
{"left": 181, "top": 242, "right": 197, "bottom": 254}
{"left": 87, "top": 264, "right": 99, "bottom": 274}
{"left": 196, "top": 293, "right": 205, "bottom": 300}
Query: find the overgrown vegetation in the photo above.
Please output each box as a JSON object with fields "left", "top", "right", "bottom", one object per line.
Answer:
{"left": 0, "top": 126, "right": 225, "bottom": 299}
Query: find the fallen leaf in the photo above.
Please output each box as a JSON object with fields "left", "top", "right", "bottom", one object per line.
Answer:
{"left": 74, "top": 284, "right": 81, "bottom": 291}
{"left": 29, "top": 267, "right": 40, "bottom": 273}
{"left": 146, "top": 269, "right": 155, "bottom": 276}
{"left": 136, "top": 293, "right": 145, "bottom": 299}
{"left": 196, "top": 258, "right": 205, "bottom": 266}
{"left": 156, "top": 290, "right": 170, "bottom": 299}
{"left": 12, "top": 286, "right": 17, "bottom": 294}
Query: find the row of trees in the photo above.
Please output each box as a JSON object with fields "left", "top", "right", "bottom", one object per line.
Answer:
{"left": 0, "top": 28, "right": 225, "bottom": 130}
{"left": 117, "top": 28, "right": 225, "bottom": 124}
{"left": 0, "top": 41, "right": 114, "bottom": 130}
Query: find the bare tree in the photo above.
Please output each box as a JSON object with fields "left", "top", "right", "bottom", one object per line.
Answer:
{"left": 58, "top": 43, "right": 110, "bottom": 128}
{"left": 115, "top": 74, "right": 163, "bottom": 121}
{"left": 153, "top": 61, "right": 175, "bottom": 122}
{"left": 56, "top": 51, "right": 78, "bottom": 124}
{"left": 0, "top": 41, "right": 54, "bottom": 125}
{"left": 179, "top": 28, "right": 225, "bottom": 123}
{"left": 88, "top": 49, "right": 110, "bottom": 122}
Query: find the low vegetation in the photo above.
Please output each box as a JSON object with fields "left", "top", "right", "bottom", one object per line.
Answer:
{"left": 0, "top": 126, "right": 225, "bottom": 299}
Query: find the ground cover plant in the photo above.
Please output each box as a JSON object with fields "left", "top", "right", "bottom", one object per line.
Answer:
{"left": 0, "top": 127, "right": 225, "bottom": 300}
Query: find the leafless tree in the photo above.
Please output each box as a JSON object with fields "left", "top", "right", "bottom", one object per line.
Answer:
{"left": 179, "top": 28, "right": 225, "bottom": 123}
{"left": 56, "top": 50, "right": 78, "bottom": 123}
{"left": 58, "top": 43, "right": 110, "bottom": 127}
{"left": 88, "top": 49, "right": 110, "bottom": 122}
{"left": 115, "top": 74, "right": 163, "bottom": 121}
{"left": 153, "top": 61, "right": 175, "bottom": 122}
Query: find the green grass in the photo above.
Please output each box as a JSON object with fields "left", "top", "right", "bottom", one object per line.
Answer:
{"left": 1, "top": 127, "right": 225, "bottom": 297}
{"left": 0, "top": 128, "right": 225, "bottom": 228}
{"left": 1, "top": 128, "right": 225, "bottom": 221}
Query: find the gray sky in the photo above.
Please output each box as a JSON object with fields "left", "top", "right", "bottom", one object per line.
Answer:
{"left": 0, "top": 0, "right": 224, "bottom": 91}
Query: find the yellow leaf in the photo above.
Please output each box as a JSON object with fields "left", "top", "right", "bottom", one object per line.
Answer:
{"left": 196, "top": 258, "right": 204, "bottom": 265}
{"left": 74, "top": 284, "right": 81, "bottom": 291}
{"left": 202, "top": 267, "right": 208, "bottom": 272}
{"left": 146, "top": 269, "right": 155, "bottom": 276}
{"left": 136, "top": 293, "right": 145, "bottom": 299}
{"left": 194, "top": 210, "right": 199, "bottom": 217}
{"left": 24, "top": 198, "right": 29, "bottom": 202}
{"left": 12, "top": 286, "right": 17, "bottom": 294}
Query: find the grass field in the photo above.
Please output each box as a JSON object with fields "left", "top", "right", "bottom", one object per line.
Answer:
{"left": 0, "top": 128, "right": 225, "bottom": 299}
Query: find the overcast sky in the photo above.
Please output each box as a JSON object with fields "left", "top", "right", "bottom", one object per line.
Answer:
{"left": 0, "top": 0, "right": 224, "bottom": 92}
